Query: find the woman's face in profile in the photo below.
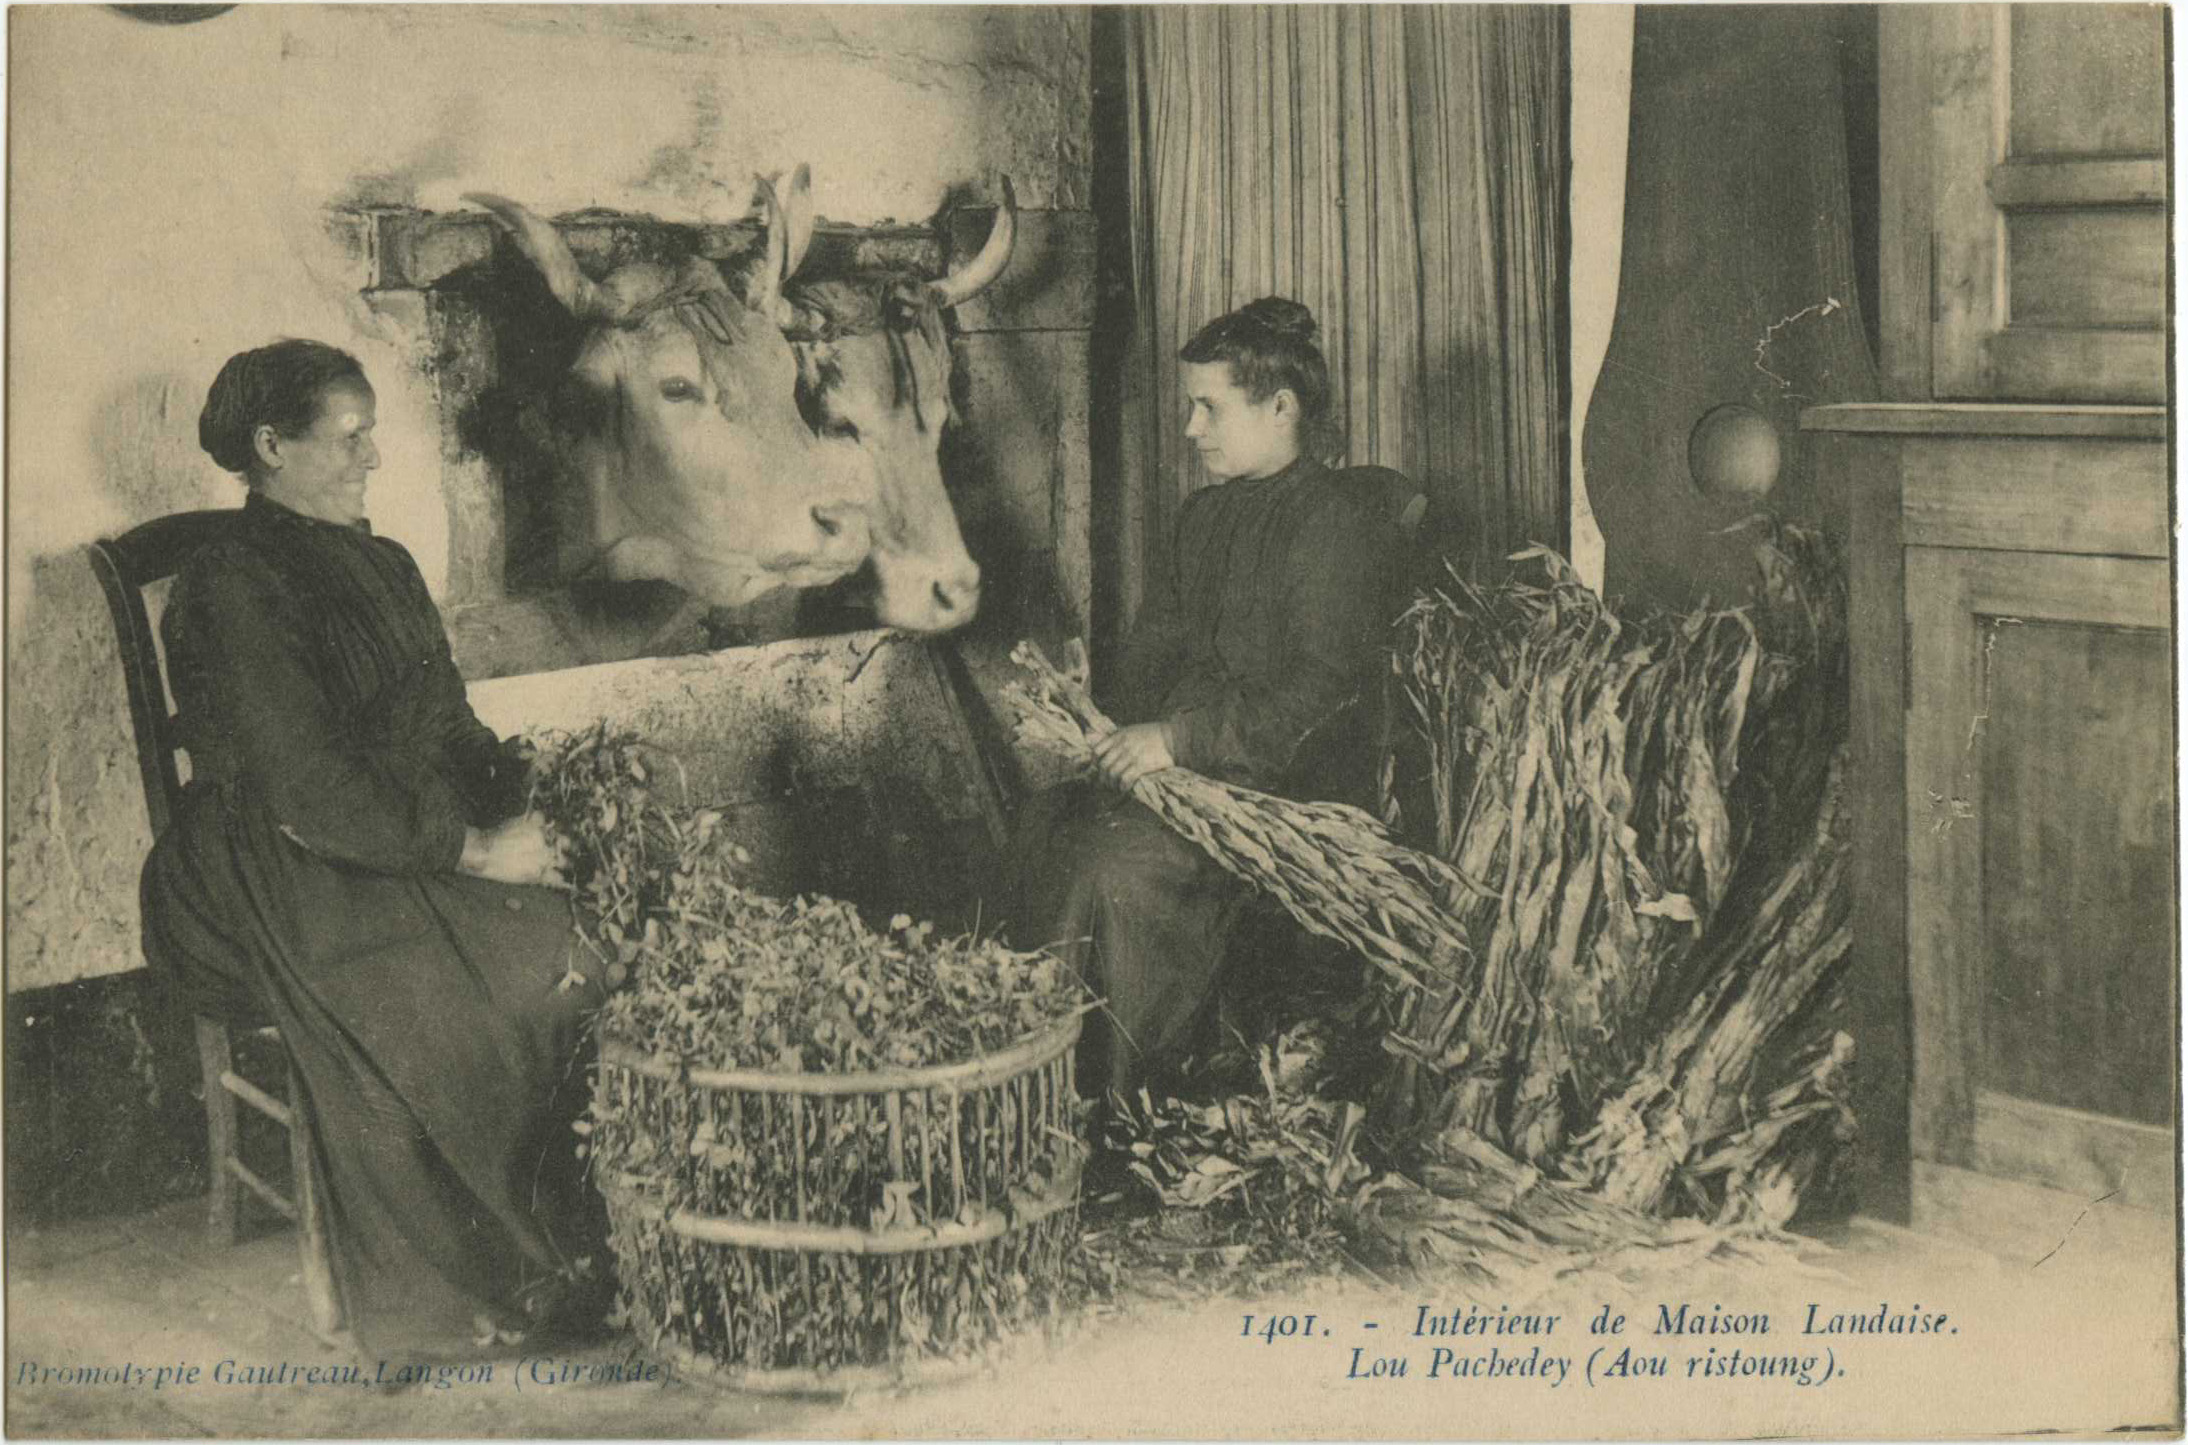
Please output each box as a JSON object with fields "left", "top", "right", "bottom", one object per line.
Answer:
{"left": 1181, "top": 360, "right": 1295, "bottom": 482}
{"left": 260, "top": 381, "right": 381, "bottom": 525}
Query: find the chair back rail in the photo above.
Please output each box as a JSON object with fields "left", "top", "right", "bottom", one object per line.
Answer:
{"left": 86, "top": 509, "right": 243, "bottom": 839}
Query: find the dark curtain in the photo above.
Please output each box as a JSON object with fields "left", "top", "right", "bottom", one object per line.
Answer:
{"left": 1099, "top": 5, "right": 1569, "bottom": 650}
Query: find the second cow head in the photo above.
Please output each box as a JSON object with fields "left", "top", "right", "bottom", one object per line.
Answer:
{"left": 777, "top": 175, "right": 1017, "bottom": 634}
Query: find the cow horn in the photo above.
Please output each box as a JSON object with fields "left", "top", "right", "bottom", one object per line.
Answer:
{"left": 779, "top": 163, "right": 817, "bottom": 280}
{"left": 465, "top": 193, "right": 623, "bottom": 324}
{"left": 929, "top": 174, "right": 1016, "bottom": 310}
{"left": 745, "top": 174, "right": 794, "bottom": 323}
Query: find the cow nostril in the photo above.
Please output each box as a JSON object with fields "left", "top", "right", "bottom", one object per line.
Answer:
{"left": 932, "top": 572, "right": 981, "bottom": 616}
{"left": 812, "top": 506, "right": 842, "bottom": 539}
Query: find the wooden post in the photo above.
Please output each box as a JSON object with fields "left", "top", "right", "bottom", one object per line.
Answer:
{"left": 1806, "top": 420, "right": 1914, "bottom": 1223}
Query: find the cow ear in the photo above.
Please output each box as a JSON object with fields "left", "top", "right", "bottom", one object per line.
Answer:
{"left": 793, "top": 341, "right": 832, "bottom": 400}
{"left": 468, "top": 193, "right": 623, "bottom": 324}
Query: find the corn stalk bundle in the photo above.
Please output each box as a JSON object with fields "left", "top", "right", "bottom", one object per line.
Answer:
{"left": 1379, "top": 546, "right": 1772, "bottom": 1156}
{"left": 1005, "top": 642, "right": 1473, "bottom": 999}
{"left": 1380, "top": 530, "right": 1851, "bottom": 1196}
{"left": 1257, "top": 747, "right": 1852, "bottom": 1287}
{"left": 1557, "top": 755, "right": 1853, "bottom": 1217}
{"left": 1336, "top": 750, "right": 1853, "bottom": 1291}
{"left": 528, "top": 725, "right": 1090, "bottom": 1382}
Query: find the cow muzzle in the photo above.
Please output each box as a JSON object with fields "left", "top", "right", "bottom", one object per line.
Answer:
{"left": 873, "top": 553, "right": 981, "bottom": 633}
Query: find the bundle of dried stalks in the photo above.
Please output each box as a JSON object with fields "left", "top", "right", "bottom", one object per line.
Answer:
{"left": 1557, "top": 755, "right": 1853, "bottom": 1218}
{"left": 1006, "top": 641, "right": 1473, "bottom": 998}
{"left": 1378, "top": 546, "right": 1776, "bottom": 1152}
{"left": 1380, "top": 530, "right": 1854, "bottom": 1218}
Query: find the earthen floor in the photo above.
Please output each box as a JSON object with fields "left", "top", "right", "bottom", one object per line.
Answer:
{"left": 7, "top": 1175, "right": 2177, "bottom": 1439}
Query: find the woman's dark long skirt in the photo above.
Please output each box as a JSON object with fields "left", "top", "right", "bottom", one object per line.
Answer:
{"left": 143, "top": 787, "right": 608, "bottom": 1361}
{"left": 1012, "top": 780, "right": 1251, "bottom": 1098}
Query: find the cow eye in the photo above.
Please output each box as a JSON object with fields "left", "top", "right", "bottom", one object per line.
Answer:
{"left": 658, "top": 378, "right": 703, "bottom": 404}
{"left": 825, "top": 419, "right": 861, "bottom": 442}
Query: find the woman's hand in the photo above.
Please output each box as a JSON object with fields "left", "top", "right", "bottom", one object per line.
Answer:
{"left": 459, "top": 813, "right": 569, "bottom": 889}
{"left": 1093, "top": 721, "right": 1178, "bottom": 792}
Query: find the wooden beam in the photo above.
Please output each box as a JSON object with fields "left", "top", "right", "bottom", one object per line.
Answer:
{"left": 1989, "top": 157, "right": 2168, "bottom": 209}
{"left": 1833, "top": 431, "right": 1915, "bottom": 1223}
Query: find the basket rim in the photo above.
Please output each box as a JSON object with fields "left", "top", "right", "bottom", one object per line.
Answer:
{"left": 598, "top": 1012, "right": 1082, "bottom": 1096}
{"left": 603, "top": 1167, "right": 1080, "bottom": 1256}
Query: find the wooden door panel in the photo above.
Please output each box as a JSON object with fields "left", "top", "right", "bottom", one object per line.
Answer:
{"left": 1987, "top": 331, "right": 2168, "bottom": 407}
{"left": 2007, "top": 4, "right": 2168, "bottom": 155}
{"left": 1905, "top": 547, "right": 2173, "bottom": 1189}
{"left": 1979, "top": 619, "right": 2174, "bottom": 1122}
{"left": 1905, "top": 4, "right": 2168, "bottom": 404}
{"left": 2005, "top": 209, "right": 2167, "bottom": 327}
{"left": 1897, "top": 431, "right": 2169, "bottom": 556}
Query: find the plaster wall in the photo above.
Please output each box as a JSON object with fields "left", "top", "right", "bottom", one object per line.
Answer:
{"left": 6, "top": 4, "right": 1091, "bottom": 992}
{"left": 1566, "top": 6, "right": 1634, "bottom": 596}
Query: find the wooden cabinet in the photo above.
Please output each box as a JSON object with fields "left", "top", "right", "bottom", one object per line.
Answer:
{"left": 1809, "top": 3, "right": 2172, "bottom": 1247}
{"left": 1804, "top": 405, "right": 2173, "bottom": 1235}
{"left": 1880, "top": 4, "right": 2168, "bottom": 403}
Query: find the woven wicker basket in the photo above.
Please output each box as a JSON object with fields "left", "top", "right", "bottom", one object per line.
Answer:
{"left": 596, "top": 1018, "right": 1083, "bottom": 1394}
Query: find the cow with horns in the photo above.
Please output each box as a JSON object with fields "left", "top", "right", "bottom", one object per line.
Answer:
{"left": 774, "top": 172, "right": 1016, "bottom": 635}
{"left": 467, "top": 168, "right": 1008, "bottom": 640}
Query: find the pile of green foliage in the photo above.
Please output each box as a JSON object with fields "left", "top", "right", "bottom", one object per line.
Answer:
{"left": 529, "top": 725, "right": 1088, "bottom": 1076}
{"left": 529, "top": 725, "right": 1088, "bottom": 1380}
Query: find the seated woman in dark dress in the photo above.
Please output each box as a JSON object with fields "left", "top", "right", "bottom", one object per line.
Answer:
{"left": 140, "top": 340, "right": 608, "bottom": 1359}
{"left": 1017, "top": 298, "right": 1410, "bottom": 1098}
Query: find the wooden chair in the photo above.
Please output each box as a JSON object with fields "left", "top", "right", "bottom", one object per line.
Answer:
{"left": 87, "top": 510, "right": 344, "bottom": 1338}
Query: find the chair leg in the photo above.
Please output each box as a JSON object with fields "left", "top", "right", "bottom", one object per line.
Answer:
{"left": 193, "top": 1017, "right": 241, "bottom": 1247}
{"left": 284, "top": 1059, "right": 344, "bottom": 1337}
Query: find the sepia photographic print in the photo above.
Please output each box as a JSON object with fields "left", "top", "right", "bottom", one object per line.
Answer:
{"left": 4, "top": 3, "right": 2179, "bottom": 1438}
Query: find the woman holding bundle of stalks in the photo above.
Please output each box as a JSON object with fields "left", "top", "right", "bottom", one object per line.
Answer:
{"left": 139, "top": 340, "right": 610, "bottom": 1363}
{"left": 1017, "top": 298, "right": 1411, "bottom": 1099}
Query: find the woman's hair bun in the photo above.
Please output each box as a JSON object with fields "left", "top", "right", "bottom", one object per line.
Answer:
{"left": 198, "top": 338, "right": 366, "bottom": 476}
{"left": 1239, "top": 296, "right": 1317, "bottom": 342}
{"left": 1178, "top": 293, "right": 1338, "bottom": 459}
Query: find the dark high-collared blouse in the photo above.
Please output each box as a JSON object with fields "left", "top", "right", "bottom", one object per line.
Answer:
{"left": 1108, "top": 453, "right": 1407, "bottom": 803}
{"left": 1017, "top": 455, "right": 1410, "bottom": 1095}
{"left": 162, "top": 490, "right": 527, "bottom": 872}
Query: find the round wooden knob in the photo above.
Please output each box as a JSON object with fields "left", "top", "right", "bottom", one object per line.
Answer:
{"left": 1687, "top": 405, "right": 1783, "bottom": 499}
